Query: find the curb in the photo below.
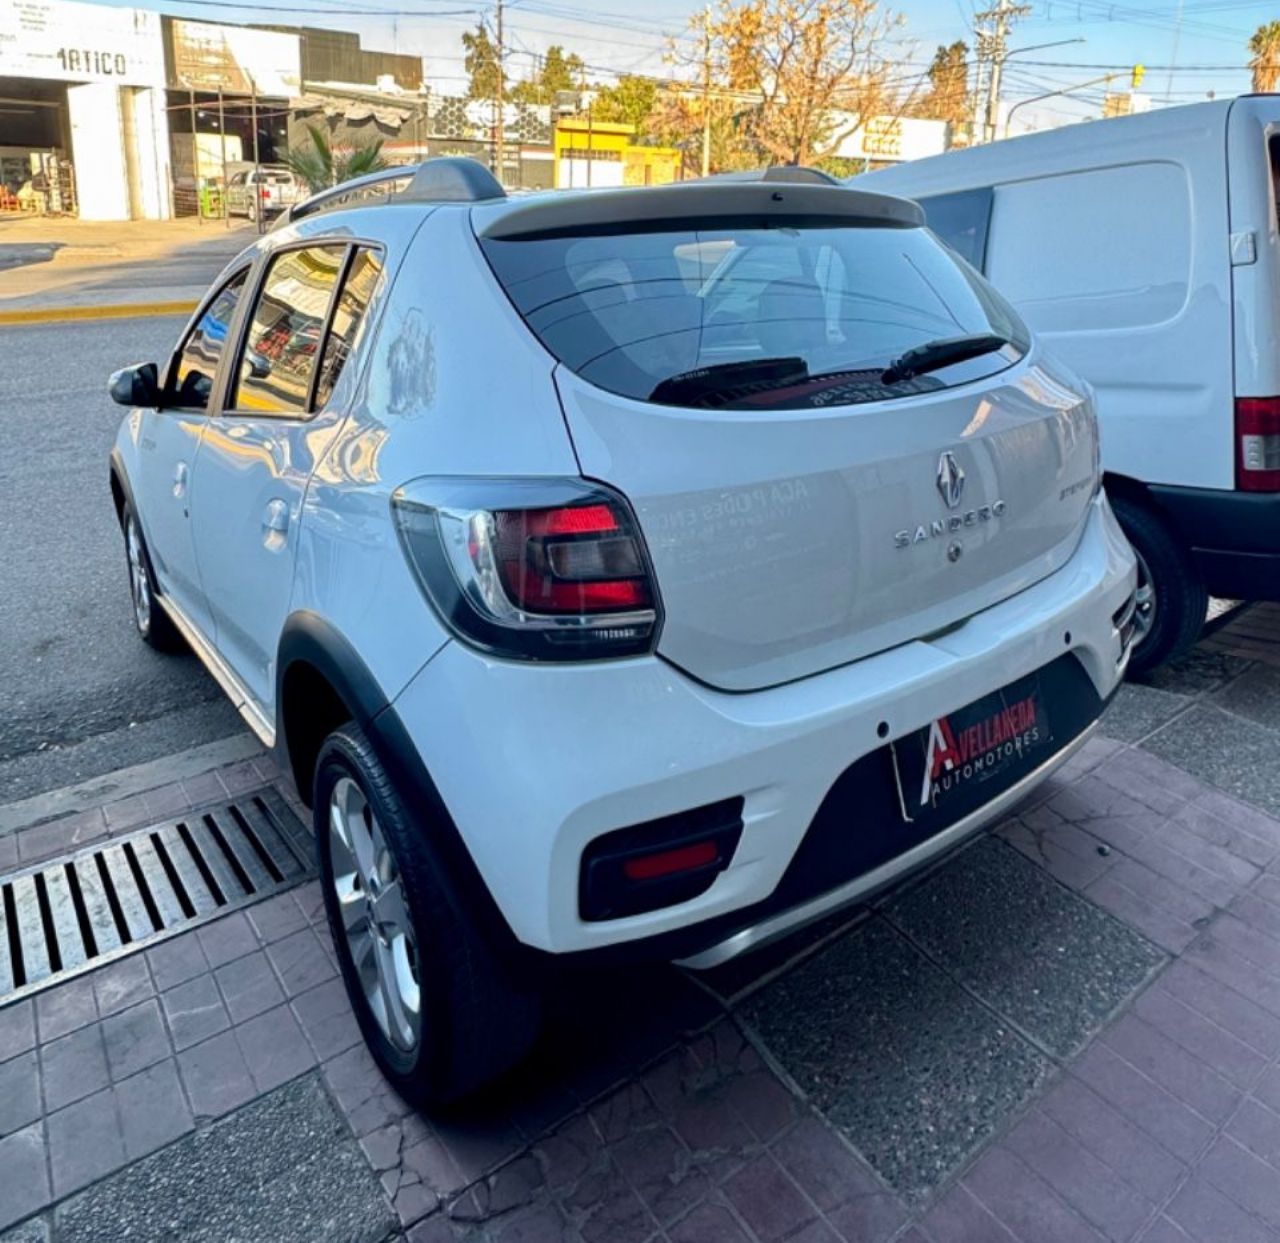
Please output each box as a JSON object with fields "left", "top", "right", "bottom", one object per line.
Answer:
{"left": 0, "top": 299, "right": 197, "bottom": 325}
{"left": 0, "top": 733, "right": 263, "bottom": 836}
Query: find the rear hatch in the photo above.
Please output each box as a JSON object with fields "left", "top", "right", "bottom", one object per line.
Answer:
{"left": 476, "top": 184, "right": 1098, "bottom": 692}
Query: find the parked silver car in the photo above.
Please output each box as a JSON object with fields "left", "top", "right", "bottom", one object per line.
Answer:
{"left": 225, "top": 165, "right": 303, "bottom": 222}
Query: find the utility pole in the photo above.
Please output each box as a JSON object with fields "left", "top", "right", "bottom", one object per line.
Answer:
{"left": 974, "top": 0, "right": 1031, "bottom": 142}
{"left": 494, "top": 0, "right": 505, "bottom": 185}
{"left": 700, "top": 5, "right": 712, "bottom": 177}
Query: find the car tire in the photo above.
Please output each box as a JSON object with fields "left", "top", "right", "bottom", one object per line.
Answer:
{"left": 1110, "top": 495, "right": 1207, "bottom": 675}
{"left": 121, "top": 502, "right": 184, "bottom": 652}
{"left": 314, "top": 722, "right": 543, "bottom": 1106}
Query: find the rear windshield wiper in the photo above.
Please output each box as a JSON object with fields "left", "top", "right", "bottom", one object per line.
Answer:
{"left": 881, "top": 333, "right": 1010, "bottom": 385}
{"left": 650, "top": 357, "right": 808, "bottom": 406}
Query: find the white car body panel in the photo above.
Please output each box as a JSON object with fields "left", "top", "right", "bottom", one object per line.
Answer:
{"left": 557, "top": 347, "right": 1098, "bottom": 691}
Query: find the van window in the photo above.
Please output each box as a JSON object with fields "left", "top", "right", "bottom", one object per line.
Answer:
{"left": 985, "top": 163, "right": 1190, "bottom": 333}
{"left": 918, "top": 188, "right": 993, "bottom": 269}
{"left": 481, "top": 222, "right": 1029, "bottom": 410}
{"left": 1269, "top": 135, "right": 1280, "bottom": 228}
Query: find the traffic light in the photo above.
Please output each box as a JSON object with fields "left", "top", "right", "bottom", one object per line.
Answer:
{"left": 1131, "top": 64, "right": 1145, "bottom": 89}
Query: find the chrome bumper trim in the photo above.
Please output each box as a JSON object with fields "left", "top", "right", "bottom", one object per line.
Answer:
{"left": 674, "top": 720, "right": 1097, "bottom": 971}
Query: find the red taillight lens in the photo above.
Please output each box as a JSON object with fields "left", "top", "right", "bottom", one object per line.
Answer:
{"left": 391, "top": 477, "right": 661, "bottom": 661}
{"left": 493, "top": 504, "right": 652, "bottom": 615}
{"left": 261, "top": 188, "right": 271, "bottom": 200}
{"left": 1236, "top": 397, "right": 1280, "bottom": 491}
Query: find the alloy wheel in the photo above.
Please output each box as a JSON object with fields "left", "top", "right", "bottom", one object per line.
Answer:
{"left": 328, "top": 776, "right": 422, "bottom": 1052}
{"left": 126, "top": 514, "right": 151, "bottom": 634}
{"left": 1131, "top": 546, "right": 1157, "bottom": 649}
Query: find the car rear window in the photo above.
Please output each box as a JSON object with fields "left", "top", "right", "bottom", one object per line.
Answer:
{"left": 479, "top": 221, "right": 1028, "bottom": 409}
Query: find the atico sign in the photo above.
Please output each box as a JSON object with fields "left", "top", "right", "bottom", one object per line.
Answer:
{"left": 0, "top": 0, "right": 164, "bottom": 86}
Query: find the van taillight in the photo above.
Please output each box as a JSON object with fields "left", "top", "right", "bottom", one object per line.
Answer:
{"left": 391, "top": 477, "right": 661, "bottom": 661}
{"left": 1236, "top": 397, "right": 1280, "bottom": 491}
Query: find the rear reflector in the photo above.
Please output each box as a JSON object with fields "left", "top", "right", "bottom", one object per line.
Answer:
{"left": 580, "top": 797, "right": 744, "bottom": 921}
{"left": 1236, "top": 398, "right": 1280, "bottom": 491}
{"left": 623, "top": 840, "right": 720, "bottom": 882}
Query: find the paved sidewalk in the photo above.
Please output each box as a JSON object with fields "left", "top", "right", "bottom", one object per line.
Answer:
{"left": 3, "top": 622, "right": 1280, "bottom": 1242}
{"left": 0, "top": 217, "right": 256, "bottom": 315}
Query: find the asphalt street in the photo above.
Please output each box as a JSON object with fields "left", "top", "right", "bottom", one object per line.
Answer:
{"left": 0, "top": 314, "right": 244, "bottom": 804}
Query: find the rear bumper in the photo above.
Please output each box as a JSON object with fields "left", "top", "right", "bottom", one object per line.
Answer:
{"left": 392, "top": 493, "right": 1136, "bottom": 960}
{"left": 1150, "top": 484, "right": 1280, "bottom": 599}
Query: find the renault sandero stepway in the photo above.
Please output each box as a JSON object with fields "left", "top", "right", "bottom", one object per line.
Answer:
{"left": 107, "top": 158, "right": 1137, "bottom": 1103}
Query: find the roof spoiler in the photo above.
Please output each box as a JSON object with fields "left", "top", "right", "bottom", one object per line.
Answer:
{"left": 477, "top": 180, "right": 924, "bottom": 241}
{"left": 279, "top": 156, "right": 506, "bottom": 227}
{"left": 690, "top": 165, "right": 843, "bottom": 186}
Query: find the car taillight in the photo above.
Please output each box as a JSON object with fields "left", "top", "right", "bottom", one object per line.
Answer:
{"left": 391, "top": 477, "right": 661, "bottom": 660}
{"left": 261, "top": 187, "right": 271, "bottom": 199}
{"left": 1236, "top": 397, "right": 1280, "bottom": 491}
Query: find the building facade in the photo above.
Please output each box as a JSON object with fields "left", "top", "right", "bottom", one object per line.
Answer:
{"left": 0, "top": 0, "right": 170, "bottom": 219}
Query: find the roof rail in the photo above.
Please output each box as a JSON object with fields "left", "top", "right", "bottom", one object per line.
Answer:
{"left": 692, "top": 165, "right": 842, "bottom": 186}
{"left": 279, "top": 157, "right": 506, "bottom": 227}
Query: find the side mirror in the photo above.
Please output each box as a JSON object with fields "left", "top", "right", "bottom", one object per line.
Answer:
{"left": 108, "top": 362, "right": 161, "bottom": 408}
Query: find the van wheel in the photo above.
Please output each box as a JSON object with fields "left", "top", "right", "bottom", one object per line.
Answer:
{"left": 314, "top": 723, "right": 542, "bottom": 1106}
{"left": 1110, "top": 496, "right": 1207, "bottom": 675}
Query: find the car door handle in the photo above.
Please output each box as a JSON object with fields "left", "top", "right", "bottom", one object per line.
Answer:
{"left": 172, "top": 462, "right": 189, "bottom": 499}
{"left": 262, "top": 499, "right": 290, "bottom": 535}
{"left": 261, "top": 499, "right": 290, "bottom": 551}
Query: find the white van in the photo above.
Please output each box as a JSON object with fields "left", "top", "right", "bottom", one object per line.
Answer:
{"left": 854, "top": 98, "right": 1280, "bottom": 672}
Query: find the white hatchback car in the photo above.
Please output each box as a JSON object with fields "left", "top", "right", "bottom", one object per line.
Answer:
{"left": 108, "top": 158, "right": 1137, "bottom": 1103}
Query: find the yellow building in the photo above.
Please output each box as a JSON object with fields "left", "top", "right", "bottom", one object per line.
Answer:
{"left": 553, "top": 118, "right": 682, "bottom": 189}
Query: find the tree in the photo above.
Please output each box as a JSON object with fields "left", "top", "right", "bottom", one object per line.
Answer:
{"left": 462, "top": 21, "right": 500, "bottom": 100}
{"left": 700, "top": 0, "right": 902, "bottom": 166}
{"left": 1250, "top": 22, "right": 1280, "bottom": 92}
{"left": 914, "top": 41, "right": 970, "bottom": 127}
{"left": 590, "top": 75, "right": 659, "bottom": 130}
{"left": 512, "top": 45, "right": 586, "bottom": 104}
{"left": 285, "top": 123, "right": 387, "bottom": 192}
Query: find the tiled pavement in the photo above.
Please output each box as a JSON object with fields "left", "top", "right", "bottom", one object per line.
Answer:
{"left": 5, "top": 615, "right": 1280, "bottom": 1241}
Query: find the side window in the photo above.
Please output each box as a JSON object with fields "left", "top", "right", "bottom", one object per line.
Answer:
{"left": 229, "top": 172, "right": 246, "bottom": 189}
{"left": 314, "top": 246, "right": 384, "bottom": 409}
{"left": 985, "top": 163, "right": 1190, "bottom": 333}
{"left": 918, "top": 188, "right": 993, "bottom": 270}
{"left": 232, "top": 245, "right": 345, "bottom": 416}
{"left": 169, "top": 268, "right": 249, "bottom": 410}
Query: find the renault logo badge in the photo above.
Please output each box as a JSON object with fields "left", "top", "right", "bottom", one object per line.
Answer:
{"left": 936, "top": 452, "right": 965, "bottom": 509}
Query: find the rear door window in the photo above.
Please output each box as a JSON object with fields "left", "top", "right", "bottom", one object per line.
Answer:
{"left": 232, "top": 245, "right": 345, "bottom": 416}
{"left": 314, "top": 246, "right": 384, "bottom": 408}
{"left": 480, "top": 221, "right": 1028, "bottom": 409}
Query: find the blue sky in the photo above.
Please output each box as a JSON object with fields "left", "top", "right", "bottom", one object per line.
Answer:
{"left": 95, "top": 0, "right": 1261, "bottom": 129}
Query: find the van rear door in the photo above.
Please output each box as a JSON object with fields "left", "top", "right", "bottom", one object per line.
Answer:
{"left": 1228, "top": 96, "right": 1280, "bottom": 490}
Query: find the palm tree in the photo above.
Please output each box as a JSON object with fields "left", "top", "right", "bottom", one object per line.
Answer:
{"left": 1249, "top": 22, "right": 1280, "bottom": 92}
{"left": 285, "top": 123, "right": 388, "bottom": 193}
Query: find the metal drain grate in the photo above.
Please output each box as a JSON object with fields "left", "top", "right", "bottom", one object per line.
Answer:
{"left": 0, "top": 789, "right": 313, "bottom": 1005}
